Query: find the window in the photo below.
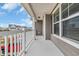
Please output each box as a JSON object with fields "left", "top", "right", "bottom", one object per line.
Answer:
{"left": 53, "top": 8, "right": 59, "bottom": 35}
{"left": 69, "top": 3, "right": 79, "bottom": 15}
{"left": 53, "top": 3, "right": 79, "bottom": 42}
{"left": 63, "top": 16, "right": 79, "bottom": 41}
{"left": 54, "top": 23, "right": 59, "bottom": 35}
{"left": 69, "top": 3, "right": 72, "bottom": 5}
{"left": 61, "top": 3, "right": 68, "bottom": 11}
{"left": 61, "top": 3, "right": 68, "bottom": 19}
{"left": 54, "top": 8, "right": 59, "bottom": 22}
{"left": 61, "top": 3, "right": 79, "bottom": 19}
{"left": 62, "top": 8, "right": 68, "bottom": 19}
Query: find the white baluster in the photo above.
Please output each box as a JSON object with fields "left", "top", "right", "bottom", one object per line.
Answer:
{"left": 19, "top": 33, "right": 21, "bottom": 53}
{"left": 14, "top": 34, "right": 16, "bottom": 56}
{"left": 4, "top": 36, "right": 8, "bottom": 56}
{"left": 17, "top": 33, "right": 19, "bottom": 56}
{"left": 10, "top": 35, "right": 13, "bottom": 56}
{"left": 20, "top": 33, "right": 22, "bottom": 54}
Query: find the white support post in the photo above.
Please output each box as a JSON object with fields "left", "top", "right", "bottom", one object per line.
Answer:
{"left": 59, "top": 4, "right": 62, "bottom": 37}
{"left": 52, "top": 14, "right": 54, "bottom": 34}
{"left": 10, "top": 35, "right": 13, "bottom": 56}
{"left": 32, "top": 17, "right": 36, "bottom": 40}
{"left": 14, "top": 34, "right": 16, "bottom": 56}
{"left": 4, "top": 36, "right": 8, "bottom": 56}
{"left": 43, "top": 15, "right": 46, "bottom": 40}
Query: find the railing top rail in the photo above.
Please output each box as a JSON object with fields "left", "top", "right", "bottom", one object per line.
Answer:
{"left": 0, "top": 30, "right": 24, "bottom": 36}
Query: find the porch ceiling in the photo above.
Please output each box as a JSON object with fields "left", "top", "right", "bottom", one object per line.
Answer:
{"left": 22, "top": 3, "right": 57, "bottom": 20}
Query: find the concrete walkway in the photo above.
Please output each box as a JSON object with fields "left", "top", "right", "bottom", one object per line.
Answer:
{"left": 26, "top": 40, "right": 64, "bottom": 56}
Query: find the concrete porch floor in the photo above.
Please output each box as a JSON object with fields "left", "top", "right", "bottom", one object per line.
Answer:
{"left": 25, "top": 40, "right": 64, "bottom": 56}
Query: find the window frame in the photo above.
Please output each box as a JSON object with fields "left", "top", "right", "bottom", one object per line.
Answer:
{"left": 53, "top": 4, "right": 60, "bottom": 35}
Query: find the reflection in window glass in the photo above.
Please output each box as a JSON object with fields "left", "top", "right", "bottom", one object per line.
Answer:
{"left": 62, "top": 8, "right": 68, "bottom": 19}
{"left": 61, "top": 3, "right": 68, "bottom": 19}
{"left": 69, "top": 3, "right": 73, "bottom": 5}
{"left": 54, "top": 23, "right": 59, "bottom": 35}
{"left": 63, "top": 16, "right": 79, "bottom": 41}
{"left": 69, "top": 3, "right": 79, "bottom": 15}
{"left": 54, "top": 9, "right": 59, "bottom": 22}
{"left": 61, "top": 3, "right": 68, "bottom": 11}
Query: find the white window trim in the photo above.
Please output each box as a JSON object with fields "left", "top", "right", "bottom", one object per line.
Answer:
{"left": 59, "top": 4, "right": 62, "bottom": 37}
{"left": 52, "top": 4, "right": 60, "bottom": 14}
{"left": 54, "top": 21, "right": 60, "bottom": 24}
{"left": 61, "top": 12, "right": 79, "bottom": 22}
{"left": 52, "top": 4, "right": 60, "bottom": 36}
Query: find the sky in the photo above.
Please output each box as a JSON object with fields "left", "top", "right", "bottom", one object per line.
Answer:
{"left": 0, "top": 3, "right": 32, "bottom": 28}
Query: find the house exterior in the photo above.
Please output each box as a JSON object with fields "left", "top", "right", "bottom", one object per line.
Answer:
{"left": 0, "top": 3, "right": 79, "bottom": 56}
{"left": 23, "top": 3, "right": 79, "bottom": 56}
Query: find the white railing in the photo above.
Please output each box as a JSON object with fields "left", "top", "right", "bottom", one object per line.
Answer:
{"left": 0, "top": 30, "right": 26, "bottom": 56}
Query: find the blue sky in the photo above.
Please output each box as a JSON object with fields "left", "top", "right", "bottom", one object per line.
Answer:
{"left": 0, "top": 3, "right": 32, "bottom": 28}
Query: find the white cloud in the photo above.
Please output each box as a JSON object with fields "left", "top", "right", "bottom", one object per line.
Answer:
{"left": 1, "top": 3, "right": 18, "bottom": 11}
{"left": 22, "top": 18, "right": 32, "bottom": 27}
{"left": 19, "top": 7, "right": 24, "bottom": 12}
{"left": 27, "top": 14, "right": 31, "bottom": 18}
{"left": 20, "top": 23, "right": 26, "bottom": 26}
{"left": 10, "top": 18, "right": 32, "bottom": 27}
{"left": 9, "top": 23, "right": 26, "bottom": 26}
{"left": 0, "top": 24, "right": 8, "bottom": 28}
{"left": 16, "top": 7, "right": 31, "bottom": 19}
{"left": 16, "top": 7, "right": 25, "bottom": 15}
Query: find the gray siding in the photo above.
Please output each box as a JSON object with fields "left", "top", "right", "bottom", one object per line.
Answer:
{"left": 51, "top": 36, "right": 79, "bottom": 56}
{"left": 46, "top": 14, "right": 52, "bottom": 40}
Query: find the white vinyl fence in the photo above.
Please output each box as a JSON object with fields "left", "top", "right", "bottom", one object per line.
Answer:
{"left": 0, "top": 30, "right": 26, "bottom": 56}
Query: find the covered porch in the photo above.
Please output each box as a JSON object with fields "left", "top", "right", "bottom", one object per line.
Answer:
{"left": 1, "top": 3, "right": 79, "bottom": 56}
{"left": 23, "top": 3, "right": 64, "bottom": 56}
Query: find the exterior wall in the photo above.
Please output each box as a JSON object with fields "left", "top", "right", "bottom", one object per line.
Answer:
{"left": 35, "top": 20, "right": 44, "bottom": 40}
{"left": 43, "top": 15, "right": 46, "bottom": 40}
{"left": 51, "top": 35, "right": 79, "bottom": 56}
{"left": 42, "top": 14, "right": 52, "bottom": 40}
{"left": 36, "top": 36, "right": 44, "bottom": 40}
{"left": 46, "top": 14, "right": 52, "bottom": 40}
{"left": 35, "top": 20, "right": 43, "bottom": 35}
